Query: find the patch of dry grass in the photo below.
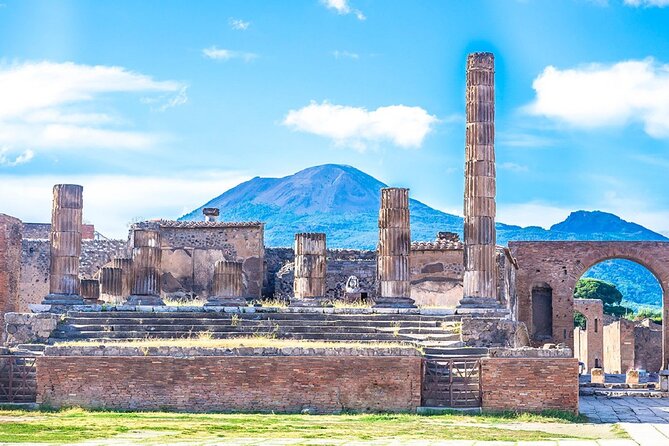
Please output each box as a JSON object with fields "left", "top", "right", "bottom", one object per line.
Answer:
{"left": 163, "top": 297, "right": 207, "bottom": 307}
{"left": 53, "top": 335, "right": 417, "bottom": 351}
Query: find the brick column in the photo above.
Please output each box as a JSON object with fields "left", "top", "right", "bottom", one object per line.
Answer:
{"left": 43, "top": 184, "right": 84, "bottom": 305}
{"left": 126, "top": 229, "right": 164, "bottom": 305}
{"left": 0, "top": 214, "right": 22, "bottom": 322}
{"left": 206, "top": 260, "right": 246, "bottom": 306}
{"left": 375, "top": 187, "right": 414, "bottom": 308}
{"left": 290, "top": 233, "right": 327, "bottom": 306}
{"left": 460, "top": 52, "right": 499, "bottom": 308}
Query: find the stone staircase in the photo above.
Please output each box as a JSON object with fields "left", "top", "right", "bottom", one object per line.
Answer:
{"left": 48, "top": 311, "right": 467, "bottom": 348}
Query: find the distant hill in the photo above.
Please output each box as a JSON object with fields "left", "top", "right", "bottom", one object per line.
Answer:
{"left": 180, "top": 164, "right": 667, "bottom": 308}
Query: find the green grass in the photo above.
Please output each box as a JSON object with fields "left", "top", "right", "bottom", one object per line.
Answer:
{"left": 0, "top": 408, "right": 598, "bottom": 444}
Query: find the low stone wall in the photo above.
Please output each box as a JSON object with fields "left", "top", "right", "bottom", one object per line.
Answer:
{"left": 37, "top": 347, "right": 422, "bottom": 413}
{"left": 3, "top": 313, "right": 60, "bottom": 346}
{"left": 480, "top": 356, "right": 579, "bottom": 414}
{"left": 461, "top": 318, "right": 530, "bottom": 348}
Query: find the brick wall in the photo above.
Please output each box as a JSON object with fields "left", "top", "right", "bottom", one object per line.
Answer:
{"left": 37, "top": 355, "right": 422, "bottom": 413}
{"left": 480, "top": 357, "right": 579, "bottom": 414}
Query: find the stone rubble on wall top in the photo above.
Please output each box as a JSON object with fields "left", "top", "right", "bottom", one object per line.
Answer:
{"left": 488, "top": 346, "right": 573, "bottom": 358}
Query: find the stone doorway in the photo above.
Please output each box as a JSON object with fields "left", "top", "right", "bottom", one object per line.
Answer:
{"left": 531, "top": 284, "right": 553, "bottom": 342}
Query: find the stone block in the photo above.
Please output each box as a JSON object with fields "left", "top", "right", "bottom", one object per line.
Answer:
{"left": 591, "top": 368, "right": 605, "bottom": 384}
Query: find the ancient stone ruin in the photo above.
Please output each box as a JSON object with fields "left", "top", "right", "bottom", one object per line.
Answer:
{"left": 0, "top": 51, "right": 665, "bottom": 415}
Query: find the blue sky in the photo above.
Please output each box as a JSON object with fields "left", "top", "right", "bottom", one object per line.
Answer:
{"left": 1, "top": 0, "right": 669, "bottom": 238}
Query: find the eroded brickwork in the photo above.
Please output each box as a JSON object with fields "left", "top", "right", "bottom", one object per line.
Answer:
{"left": 509, "top": 241, "right": 669, "bottom": 366}
{"left": 37, "top": 355, "right": 422, "bottom": 413}
{"left": 574, "top": 299, "right": 604, "bottom": 370}
{"left": 603, "top": 319, "right": 635, "bottom": 374}
{"left": 0, "top": 214, "right": 22, "bottom": 331}
{"left": 480, "top": 357, "right": 579, "bottom": 414}
{"left": 634, "top": 320, "right": 662, "bottom": 372}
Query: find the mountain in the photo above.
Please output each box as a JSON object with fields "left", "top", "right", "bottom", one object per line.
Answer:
{"left": 180, "top": 164, "right": 668, "bottom": 308}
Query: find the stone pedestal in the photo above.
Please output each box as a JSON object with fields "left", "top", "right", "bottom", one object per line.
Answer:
{"left": 100, "top": 267, "right": 123, "bottom": 303}
{"left": 126, "top": 229, "right": 164, "bottom": 305}
{"left": 43, "top": 184, "right": 84, "bottom": 305}
{"left": 80, "top": 279, "right": 100, "bottom": 304}
{"left": 591, "top": 368, "right": 605, "bottom": 384}
{"left": 626, "top": 370, "right": 640, "bottom": 385}
{"left": 206, "top": 260, "right": 247, "bottom": 306}
{"left": 290, "top": 233, "right": 327, "bottom": 307}
{"left": 460, "top": 52, "right": 499, "bottom": 309}
{"left": 374, "top": 188, "right": 414, "bottom": 308}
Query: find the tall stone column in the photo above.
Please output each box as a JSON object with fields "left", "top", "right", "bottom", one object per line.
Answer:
{"left": 100, "top": 267, "right": 123, "bottom": 303}
{"left": 375, "top": 188, "right": 414, "bottom": 308}
{"left": 461, "top": 52, "right": 499, "bottom": 308}
{"left": 206, "top": 260, "right": 246, "bottom": 306}
{"left": 43, "top": 184, "right": 84, "bottom": 305}
{"left": 290, "top": 233, "right": 327, "bottom": 306}
{"left": 126, "top": 229, "right": 164, "bottom": 305}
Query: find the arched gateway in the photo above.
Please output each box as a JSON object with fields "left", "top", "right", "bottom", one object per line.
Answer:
{"left": 509, "top": 241, "right": 669, "bottom": 368}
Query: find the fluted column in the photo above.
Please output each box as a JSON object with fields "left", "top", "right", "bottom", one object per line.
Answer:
{"left": 112, "top": 258, "right": 133, "bottom": 298}
{"left": 43, "top": 184, "right": 84, "bottom": 305}
{"left": 81, "top": 279, "right": 100, "bottom": 304}
{"left": 461, "top": 52, "right": 499, "bottom": 308}
{"left": 100, "top": 267, "right": 123, "bottom": 303}
{"left": 206, "top": 260, "right": 247, "bottom": 306}
{"left": 290, "top": 233, "right": 327, "bottom": 306}
{"left": 374, "top": 188, "right": 414, "bottom": 308}
{"left": 126, "top": 229, "right": 164, "bottom": 305}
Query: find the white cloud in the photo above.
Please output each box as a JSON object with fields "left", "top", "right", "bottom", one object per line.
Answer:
{"left": 624, "top": 0, "right": 669, "bottom": 6}
{"left": 333, "top": 50, "right": 360, "bottom": 60}
{"left": 229, "top": 18, "right": 250, "bottom": 30}
{"left": 499, "top": 162, "right": 528, "bottom": 172}
{"left": 202, "top": 46, "right": 258, "bottom": 62}
{"left": 0, "top": 171, "right": 249, "bottom": 238}
{"left": 0, "top": 61, "right": 187, "bottom": 161}
{"left": 526, "top": 58, "right": 669, "bottom": 138}
{"left": 0, "top": 148, "right": 33, "bottom": 167}
{"left": 282, "top": 101, "right": 438, "bottom": 151}
{"left": 321, "top": 0, "right": 366, "bottom": 20}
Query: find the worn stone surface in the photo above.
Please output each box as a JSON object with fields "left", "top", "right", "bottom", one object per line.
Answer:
{"left": 37, "top": 355, "right": 422, "bottom": 413}
{"left": 0, "top": 214, "right": 22, "bottom": 334}
{"left": 462, "top": 52, "right": 498, "bottom": 307}
{"left": 604, "top": 319, "right": 635, "bottom": 374}
{"left": 480, "top": 357, "right": 579, "bottom": 414}
{"left": 127, "top": 229, "right": 163, "bottom": 305}
{"left": 207, "top": 260, "right": 246, "bottom": 306}
{"left": 22, "top": 222, "right": 95, "bottom": 240}
{"left": 635, "top": 319, "right": 662, "bottom": 372}
{"left": 132, "top": 220, "right": 265, "bottom": 300}
{"left": 376, "top": 188, "right": 413, "bottom": 307}
{"left": 461, "top": 318, "right": 530, "bottom": 348}
{"left": 292, "top": 233, "right": 326, "bottom": 305}
{"left": 3, "top": 312, "right": 60, "bottom": 346}
{"left": 574, "top": 298, "right": 604, "bottom": 370}
{"left": 487, "top": 347, "right": 572, "bottom": 358}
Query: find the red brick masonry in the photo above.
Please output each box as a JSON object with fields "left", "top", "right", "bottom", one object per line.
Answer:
{"left": 480, "top": 357, "right": 579, "bottom": 414}
{"left": 37, "top": 355, "right": 422, "bottom": 413}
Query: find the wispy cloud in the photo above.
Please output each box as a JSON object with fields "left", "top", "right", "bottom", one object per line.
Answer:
{"left": 333, "top": 50, "right": 360, "bottom": 60}
{"left": 497, "top": 132, "right": 555, "bottom": 148}
{"left": 624, "top": 0, "right": 669, "bottom": 6}
{"left": 202, "top": 46, "right": 258, "bottom": 62}
{"left": 229, "top": 18, "right": 250, "bottom": 30}
{"left": 283, "top": 101, "right": 438, "bottom": 151}
{"left": 525, "top": 58, "right": 669, "bottom": 139}
{"left": 0, "top": 148, "right": 33, "bottom": 167}
{"left": 0, "top": 171, "right": 249, "bottom": 238}
{"left": 321, "top": 0, "right": 365, "bottom": 20}
{"left": 0, "top": 61, "right": 187, "bottom": 162}
{"left": 499, "top": 162, "right": 528, "bottom": 172}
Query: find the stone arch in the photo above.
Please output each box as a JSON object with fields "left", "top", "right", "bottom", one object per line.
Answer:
{"left": 509, "top": 241, "right": 669, "bottom": 368}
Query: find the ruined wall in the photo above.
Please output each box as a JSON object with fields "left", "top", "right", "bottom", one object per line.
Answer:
{"left": 132, "top": 221, "right": 265, "bottom": 300}
{"left": 22, "top": 223, "right": 95, "bottom": 240}
{"left": 409, "top": 242, "right": 463, "bottom": 307}
{"left": 509, "top": 241, "right": 669, "bottom": 358}
{"left": 634, "top": 320, "right": 662, "bottom": 372}
{"left": 18, "top": 239, "right": 127, "bottom": 312}
{"left": 480, "top": 357, "right": 579, "bottom": 414}
{"left": 603, "top": 319, "right": 635, "bottom": 374}
{"left": 0, "top": 215, "right": 22, "bottom": 331}
{"left": 37, "top": 353, "right": 422, "bottom": 413}
{"left": 270, "top": 248, "right": 377, "bottom": 302}
{"left": 574, "top": 299, "right": 604, "bottom": 370}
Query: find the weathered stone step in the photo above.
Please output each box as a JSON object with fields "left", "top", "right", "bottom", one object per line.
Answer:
{"left": 423, "top": 347, "right": 488, "bottom": 358}
{"left": 49, "top": 331, "right": 419, "bottom": 341}
{"left": 55, "top": 324, "right": 391, "bottom": 334}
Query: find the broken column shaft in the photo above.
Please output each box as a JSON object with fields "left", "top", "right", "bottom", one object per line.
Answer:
{"left": 206, "top": 260, "right": 247, "bottom": 306}
{"left": 290, "top": 233, "right": 327, "bottom": 306}
{"left": 100, "top": 267, "right": 123, "bottom": 303}
{"left": 127, "top": 229, "right": 164, "bottom": 305}
{"left": 375, "top": 188, "right": 414, "bottom": 308}
{"left": 80, "top": 279, "right": 100, "bottom": 304}
{"left": 112, "top": 257, "right": 133, "bottom": 297}
{"left": 43, "top": 184, "right": 84, "bottom": 305}
{"left": 461, "top": 52, "right": 498, "bottom": 307}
